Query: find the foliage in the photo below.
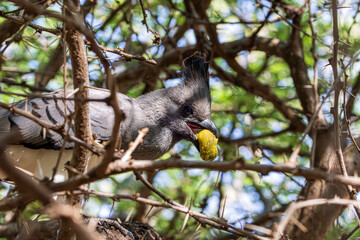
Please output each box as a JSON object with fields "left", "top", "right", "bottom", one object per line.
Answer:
{"left": 1, "top": 0, "right": 360, "bottom": 239}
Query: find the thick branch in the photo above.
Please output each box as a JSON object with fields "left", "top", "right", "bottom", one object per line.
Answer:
{"left": 65, "top": 0, "right": 91, "bottom": 180}
{"left": 284, "top": 8, "right": 317, "bottom": 118}
{"left": 2, "top": 156, "right": 360, "bottom": 213}
{"left": 59, "top": 0, "right": 91, "bottom": 238}
{"left": 114, "top": 36, "right": 288, "bottom": 90}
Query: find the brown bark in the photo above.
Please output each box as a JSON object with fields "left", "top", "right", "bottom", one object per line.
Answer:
{"left": 285, "top": 12, "right": 316, "bottom": 117}
{"left": 281, "top": 3, "right": 354, "bottom": 238}
{"left": 283, "top": 128, "right": 360, "bottom": 239}
{"left": 65, "top": 4, "right": 91, "bottom": 180}
{"left": 57, "top": 0, "right": 91, "bottom": 239}
{"left": 284, "top": 130, "right": 335, "bottom": 239}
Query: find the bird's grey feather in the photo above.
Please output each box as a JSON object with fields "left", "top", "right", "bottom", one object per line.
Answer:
{"left": 0, "top": 52, "right": 215, "bottom": 178}
{"left": 0, "top": 108, "right": 10, "bottom": 135}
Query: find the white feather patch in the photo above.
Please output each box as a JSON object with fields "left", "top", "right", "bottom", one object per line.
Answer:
{"left": 2, "top": 145, "right": 102, "bottom": 181}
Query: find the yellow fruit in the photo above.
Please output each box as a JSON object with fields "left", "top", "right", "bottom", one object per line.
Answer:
{"left": 196, "top": 129, "right": 218, "bottom": 161}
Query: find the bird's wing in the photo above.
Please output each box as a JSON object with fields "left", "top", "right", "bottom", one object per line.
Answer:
{"left": 7, "top": 95, "right": 73, "bottom": 149}
{"left": 0, "top": 88, "right": 130, "bottom": 149}
{"left": 0, "top": 107, "right": 11, "bottom": 135}
{"left": 0, "top": 88, "right": 134, "bottom": 179}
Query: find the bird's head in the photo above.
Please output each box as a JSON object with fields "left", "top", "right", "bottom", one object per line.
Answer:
{"left": 166, "top": 52, "right": 218, "bottom": 155}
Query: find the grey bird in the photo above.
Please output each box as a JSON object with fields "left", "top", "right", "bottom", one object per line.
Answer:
{"left": 0, "top": 52, "right": 218, "bottom": 179}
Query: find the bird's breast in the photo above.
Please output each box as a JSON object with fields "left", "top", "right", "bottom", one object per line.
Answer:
{"left": 3, "top": 145, "right": 102, "bottom": 181}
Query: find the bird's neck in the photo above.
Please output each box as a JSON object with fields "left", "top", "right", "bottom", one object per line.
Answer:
{"left": 119, "top": 89, "right": 176, "bottom": 160}
{"left": 135, "top": 89, "right": 172, "bottom": 120}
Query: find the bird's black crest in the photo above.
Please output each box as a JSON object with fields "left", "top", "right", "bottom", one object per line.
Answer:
{"left": 182, "top": 52, "right": 209, "bottom": 87}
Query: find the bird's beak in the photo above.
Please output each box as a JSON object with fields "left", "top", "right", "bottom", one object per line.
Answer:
{"left": 192, "top": 119, "right": 218, "bottom": 152}
{"left": 198, "top": 119, "right": 218, "bottom": 138}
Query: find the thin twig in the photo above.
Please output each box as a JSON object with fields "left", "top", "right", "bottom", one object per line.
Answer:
{"left": 0, "top": 102, "right": 104, "bottom": 155}
{"left": 138, "top": 0, "right": 161, "bottom": 44}
{"left": 330, "top": 0, "right": 360, "bottom": 223}
{"left": 0, "top": 11, "right": 62, "bottom": 35}
{"left": 132, "top": 172, "right": 266, "bottom": 239}
{"left": 341, "top": 224, "right": 360, "bottom": 240}
{"left": 93, "top": 43, "right": 157, "bottom": 65}
{"left": 121, "top": 128, "right": 149, "bottom": 163}
{"left": 288, "top": 87, "right": 333, "bottom": 163}
{"left": 273, "top": 198, "right": 360, "bottom": 240}
{"left": 0, "top": 77, "right": 51, "bottom": 92}
{"left": 0, "top": 134, "right": 98, "bottom": 240}
{"left": 59, "top": 187, "right": 269, "bottom": 239}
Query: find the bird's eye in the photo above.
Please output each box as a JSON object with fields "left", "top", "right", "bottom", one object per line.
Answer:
{"left": 183, "top": 105, "right": 193, "bottom": 116}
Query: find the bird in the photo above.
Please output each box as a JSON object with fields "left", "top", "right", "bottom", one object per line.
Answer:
{"left": 0, "top": 52, "right": 218, "bottom": 180}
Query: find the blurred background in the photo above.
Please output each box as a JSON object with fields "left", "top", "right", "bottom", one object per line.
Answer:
{"left": 1, "top": 0, "right": 360, "bottom": 239}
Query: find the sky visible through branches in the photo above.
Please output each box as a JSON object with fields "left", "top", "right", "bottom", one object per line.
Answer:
{"left": 2, "top": 0, "right": 360, "bottom": 239}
